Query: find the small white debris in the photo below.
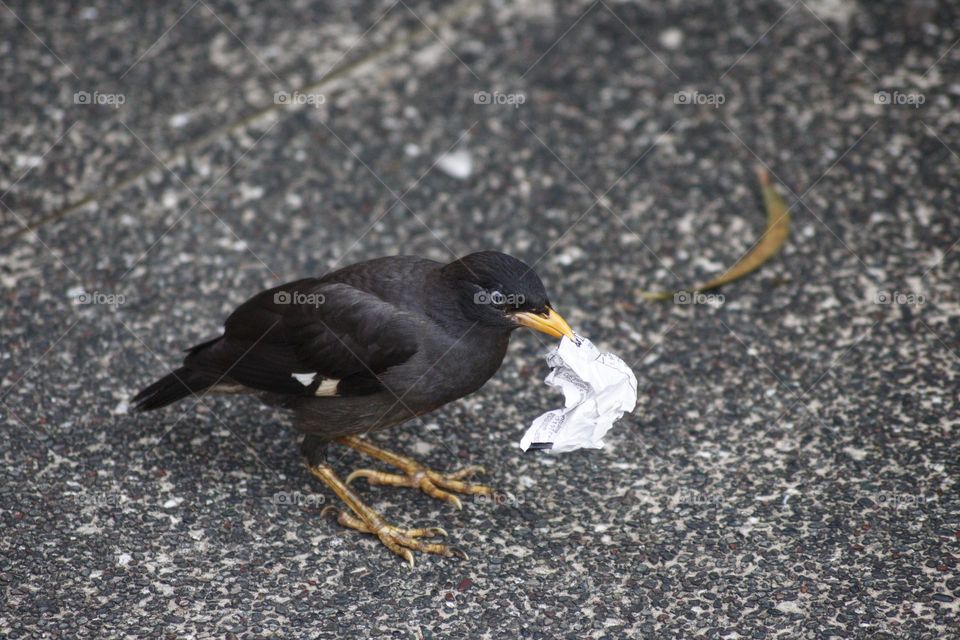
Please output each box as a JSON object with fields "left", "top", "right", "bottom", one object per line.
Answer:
{"left": 694, "top": 257, "right": 725, "bottom": 273}
{"left": 162, "top": 191, "right": 179, "bottom": 209}
{"left": 554, "top": 246, "right": 584, "bottom": 266}
{"left": 802, "top": 0, "right": 856, "bottom": 26}
{"left": 113, "top": 400, "right": 129, "bottom": 415}
{"left": 843, "top": 446, "right": 868, "bottom": 461}
{"left": 437, "top": 149, "right": 473, "bottom": 179}
{"left": 16, "top": 154, "right": 44, "bottom": 169}
{"left": 411, "top": 440, "right": 434, "bottom": 456}
{"left": 169, "top": 113, "right": 191, "bottom": 128}
{"left": 404, "top": 143, "right": 421, "bottom": 157}
{"left": 239, "top": 184, "right": 264, "bottom": 202}
{"left": 163, "top": 497, "right": 184, "bottom": 509}
{"left": 776, "top": 601, "right": 804, "bottom": 614}
{"left": 659, "top": 28, "right": 684, "bottom": 50}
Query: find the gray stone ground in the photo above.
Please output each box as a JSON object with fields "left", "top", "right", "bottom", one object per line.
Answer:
{"left": 2, "top": 0, "right": 959, "bottom": 637}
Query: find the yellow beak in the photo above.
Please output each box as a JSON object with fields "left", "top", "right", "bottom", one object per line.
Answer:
{"left": 512, "top": 307, "right": 575, "bottom": 340}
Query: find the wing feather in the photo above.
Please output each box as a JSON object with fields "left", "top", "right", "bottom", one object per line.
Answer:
{"left": 184, "top": 280, "right": 420, "bottom": 396}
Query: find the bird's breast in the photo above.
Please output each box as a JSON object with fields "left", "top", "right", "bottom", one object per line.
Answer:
{"left": 384, "top": 329, "right": 510, "bottom": 412}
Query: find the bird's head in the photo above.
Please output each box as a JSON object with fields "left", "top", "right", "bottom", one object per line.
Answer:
{"left": 441, "top": 251, "right": 575, "bottom": 340}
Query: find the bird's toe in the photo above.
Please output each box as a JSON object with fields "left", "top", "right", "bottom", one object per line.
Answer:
{"left": 427, "top": 473, "right": 495, "bottom": 499}
{"left": 375, "top": 525, "right": 466, "bottom": 566}
{"left": 345, "top": 468, "right": 414, "bottom": 488}
{"left": 403, "top": 526, "right": 448, "bottom": 538}
{"left": 419, "top": 479, "right": 464, "bottom": 510}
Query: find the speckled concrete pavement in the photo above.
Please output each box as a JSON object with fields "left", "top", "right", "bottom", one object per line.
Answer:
{"left": 2, "top": 0, "right": 959, "bottom": 638}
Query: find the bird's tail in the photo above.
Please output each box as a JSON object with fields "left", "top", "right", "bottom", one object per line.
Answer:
{"left": 132, "top": 367, "right": 214, "bottom": 411}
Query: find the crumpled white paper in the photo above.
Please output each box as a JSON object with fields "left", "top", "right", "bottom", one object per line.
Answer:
{"left": 520, "top": 334, "right": 638, "bottom": 453}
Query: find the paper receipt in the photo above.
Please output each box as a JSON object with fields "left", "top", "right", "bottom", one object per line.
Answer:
{"left": 520, "top": 334, "right": 638, "bottom": 453}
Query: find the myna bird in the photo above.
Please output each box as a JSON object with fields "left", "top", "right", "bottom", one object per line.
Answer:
{"left": 133, "top": 251, "right": 574, "bottom": 565}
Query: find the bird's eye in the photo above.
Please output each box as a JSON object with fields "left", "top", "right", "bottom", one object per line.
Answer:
{"left": 472, "top": 286, "right": 525, "bottom": 309}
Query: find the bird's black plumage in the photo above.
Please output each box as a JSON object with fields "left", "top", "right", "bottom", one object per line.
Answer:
{"left": 133, "top": 251, "right": 562, "bottom": 440}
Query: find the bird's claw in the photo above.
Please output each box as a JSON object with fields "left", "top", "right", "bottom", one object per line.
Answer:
{"left": 331, "top": 509, "right": 462, "bottom": 567}
{"left": 346, "top": 464, "right": 494, "bottom": 510}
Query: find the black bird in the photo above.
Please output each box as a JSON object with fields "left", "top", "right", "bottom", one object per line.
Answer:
{"left": 133, "top": 251, "right": 574, "bottom": 565}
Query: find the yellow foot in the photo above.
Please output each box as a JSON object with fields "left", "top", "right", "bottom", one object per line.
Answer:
{"left": 335, "top": 435, "right": 496, "bottom": 509}
{"left": 322, "top": 507, "right": 467, "bottom": 567}
{"left": 345, "top": 463, "right": 493, "bottom": 510}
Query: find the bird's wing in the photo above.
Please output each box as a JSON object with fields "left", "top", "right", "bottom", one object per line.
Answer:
{"left": 184, "top": 280, "right": 423, "bottom": 396}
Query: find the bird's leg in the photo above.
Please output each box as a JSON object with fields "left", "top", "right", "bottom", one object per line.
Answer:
{"left": 307, "top": 461, "right": 465, "bottom": 567}
{"left": 336, "top": 435, "right": 494, "bottom": 510}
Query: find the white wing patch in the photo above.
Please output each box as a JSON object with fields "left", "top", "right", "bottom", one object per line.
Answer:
{"left": 315, "top": 379, "right": 339, "bottom": 396}
{"left": 290, "top": 372, "right": 339, "bottom": 396}
{"left": 292, "top": 372, "right": 316, "bottom": 386}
